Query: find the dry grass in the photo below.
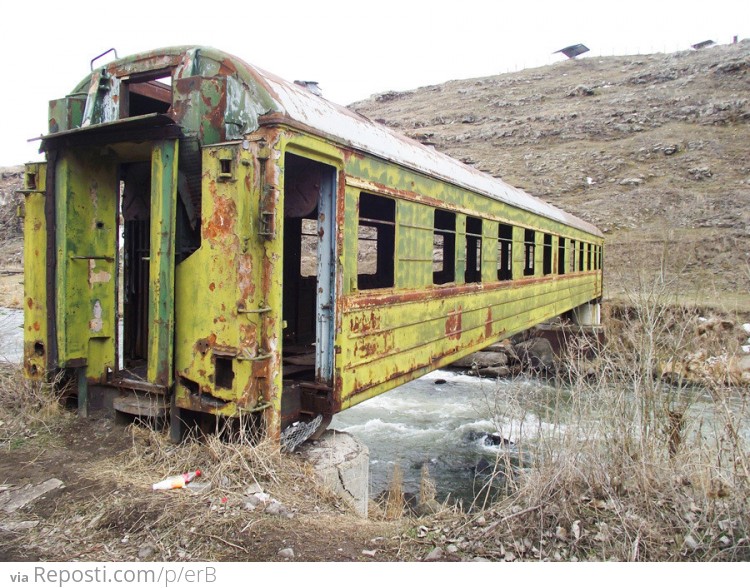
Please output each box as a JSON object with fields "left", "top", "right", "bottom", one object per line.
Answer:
{"left": 406, "top": 273, "right": 750, "bottom": 562}
{"left": 0, "top": 362, "right": 70, "bottom": 446}
{"left": 0, "top": 416, "right": 371, "bottom": 561}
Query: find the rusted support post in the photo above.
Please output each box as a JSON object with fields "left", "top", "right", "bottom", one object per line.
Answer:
{"left": 147, "top": 139, "right": 179, "bottom": 387}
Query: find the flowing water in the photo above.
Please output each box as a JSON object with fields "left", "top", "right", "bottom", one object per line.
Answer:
{"left": 331, "top": 368, "right": 750, "bottom": 505}
{"left": 330, "top": 369, "right": 551, "bottom": 504}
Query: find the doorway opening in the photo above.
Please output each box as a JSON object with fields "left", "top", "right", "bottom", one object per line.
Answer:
{"left": 281, "top": 153, "right": 337, "bottom": 387}
{"left": 116, "top": 158, "right": 201, "bottom": 381}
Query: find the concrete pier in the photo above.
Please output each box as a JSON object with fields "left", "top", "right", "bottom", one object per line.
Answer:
{"left": 298, "top": 430, "right": 370, "bottom": 518}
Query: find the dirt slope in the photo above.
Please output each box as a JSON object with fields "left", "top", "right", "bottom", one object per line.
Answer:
{"left": 350, "top": 41, "right": 750, "bottom": 309}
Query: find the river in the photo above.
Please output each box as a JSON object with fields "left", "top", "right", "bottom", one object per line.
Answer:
{"left": 331, "top": 370, "right": 545, "bottom": 505}
{"left": 332, "top": 368, "right": 750, "bottom": 506}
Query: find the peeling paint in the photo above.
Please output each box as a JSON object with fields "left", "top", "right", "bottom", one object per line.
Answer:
{"left": 203, "top": 194, "right": 237, "bottom": 239}
{"left": 89, "top": 300, "right": 103, "bottom": 332}
{"left": 88, "top": 259, "right": 112, "bottom": 284}
{"left": 237, "top": 253, "right": 255, "bottom": 300}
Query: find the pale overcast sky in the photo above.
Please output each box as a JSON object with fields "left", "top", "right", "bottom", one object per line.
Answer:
{"left": 1, "top": 0, "right": 747, "bottom": 166}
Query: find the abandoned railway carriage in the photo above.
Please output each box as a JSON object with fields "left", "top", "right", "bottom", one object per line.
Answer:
{"left": 21, "top": 46, "right": 603, "bottom": 441}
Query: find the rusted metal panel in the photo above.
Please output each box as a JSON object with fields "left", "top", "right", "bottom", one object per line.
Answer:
{"left": 48, "top": 96, "right": 85, "bottom": 134}
{"left": 21, "top": 163, "right": 48, "bottom": 380}
{"left": 338, "top": 273, "right": 601, "bottom": 408}
{"left": 147, "top": 139, "right": 178, "bottom": 387}
{"left": 171, "top": 76, "right": 227, "bottom": 146}
{"left": 54, "top": 150, "right": 117, "bottom": 380}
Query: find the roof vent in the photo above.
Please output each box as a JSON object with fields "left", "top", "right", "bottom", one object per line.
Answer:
{"left": 294, "top": 80, "right": 323, "bottom": 97}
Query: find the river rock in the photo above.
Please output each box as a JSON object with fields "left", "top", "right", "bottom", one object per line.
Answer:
{"left": 278, "top": 547, "right": 295, "bottom": 559}
{"left": 477, "top": 366, "right": 510, "bottom": 378}
{"left": 465, "top": 431, "right": 514, "bottom": 447}
{"left": 697, "top": 317, "right": 734, "bottom": 335}
{"left": 415, "top": 499, "right": 442, "bottom": 517}
{"left": 451, "top": 351, "right": 509, "bottom": 369}
{"left": 514, "top": 337, "right": 556, "bottom": 371}
{"left": 661, "top": 350, "right": 750, "bottom": 386}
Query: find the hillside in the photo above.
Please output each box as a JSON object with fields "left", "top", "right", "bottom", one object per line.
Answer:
{"left": 350, "top": 41, "right": 750, "bottom": 309}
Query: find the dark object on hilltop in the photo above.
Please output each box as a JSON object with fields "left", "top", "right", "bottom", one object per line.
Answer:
{"left": 555, "top": 44, "right": 590, "bottom": 59}
{"left": 692, "top": 40, "right": 715, "bottom": 50}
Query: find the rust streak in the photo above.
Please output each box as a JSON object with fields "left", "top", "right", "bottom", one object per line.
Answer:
{"left": 445, "top": 307, "right": 463, "bottom": 341}
{"left": 237, "top": 253, "right": 255, "bottom": 300}
{"left": 204, "top": 194, "right": 237, "bottom": 240}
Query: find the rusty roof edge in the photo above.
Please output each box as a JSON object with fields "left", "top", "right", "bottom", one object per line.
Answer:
{"left": 64, "top": 46, "right": 601, "bottom": 238}
{"left": 257, "top": 72, "right": 602, "bottom": 238}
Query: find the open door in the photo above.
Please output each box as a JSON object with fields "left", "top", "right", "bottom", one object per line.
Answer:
{"left": 116, "top": 140, "right": 179, "bottom": 388}
{"left": 281, "top": 153, "right": 337, "bottom": 425}
{"left": 51, "top": 137, "right": 179, "bottom": 398}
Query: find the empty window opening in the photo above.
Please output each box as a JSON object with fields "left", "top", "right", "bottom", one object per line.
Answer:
{"left": 433, "top": 209, "right": 456, "bottom": 285}
{"left": 598, "top": 246, "right": 603, "bottom": 271}
{"left": 465, "top": 216, "right": 482, "bottom": 283}
{"left": 357, "top": 193, "right": 395, "bottom": 290}
{"left": 524, "top": 229, "right": 535, "bottom": 277}
{"left": 542, "top": 233, "right": 553, "bottom": 276}
{"left": 578, "top": 241, "right": 585, "bottom": 271}
{"left": 558, "top": 237, "right": 566, "bottom": 275}
{"left": 587, "top": 243, "right": 592, "bottom": 271}
{"left": 120, "top": 70, "right": 172, "bottom": 119}
{"left": 569, "top": 239, "right": 576, "bottom": 273}
{"left": 497, "top": 223, "right": 513, "bottom": 281}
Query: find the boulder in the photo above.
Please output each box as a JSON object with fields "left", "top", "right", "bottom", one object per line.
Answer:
{"left": 451, "top": 351, "right": 509, "bottom": 369}
{"left": 477, "top": 366, "right": 511, "bottom": 378}
{"left": 514, "top": 337, "right": 557, "bottom": 371}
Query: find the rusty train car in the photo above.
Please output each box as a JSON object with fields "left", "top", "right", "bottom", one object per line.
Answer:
{"left": 21, "top": 46, "right": 603, "bottom": 441}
